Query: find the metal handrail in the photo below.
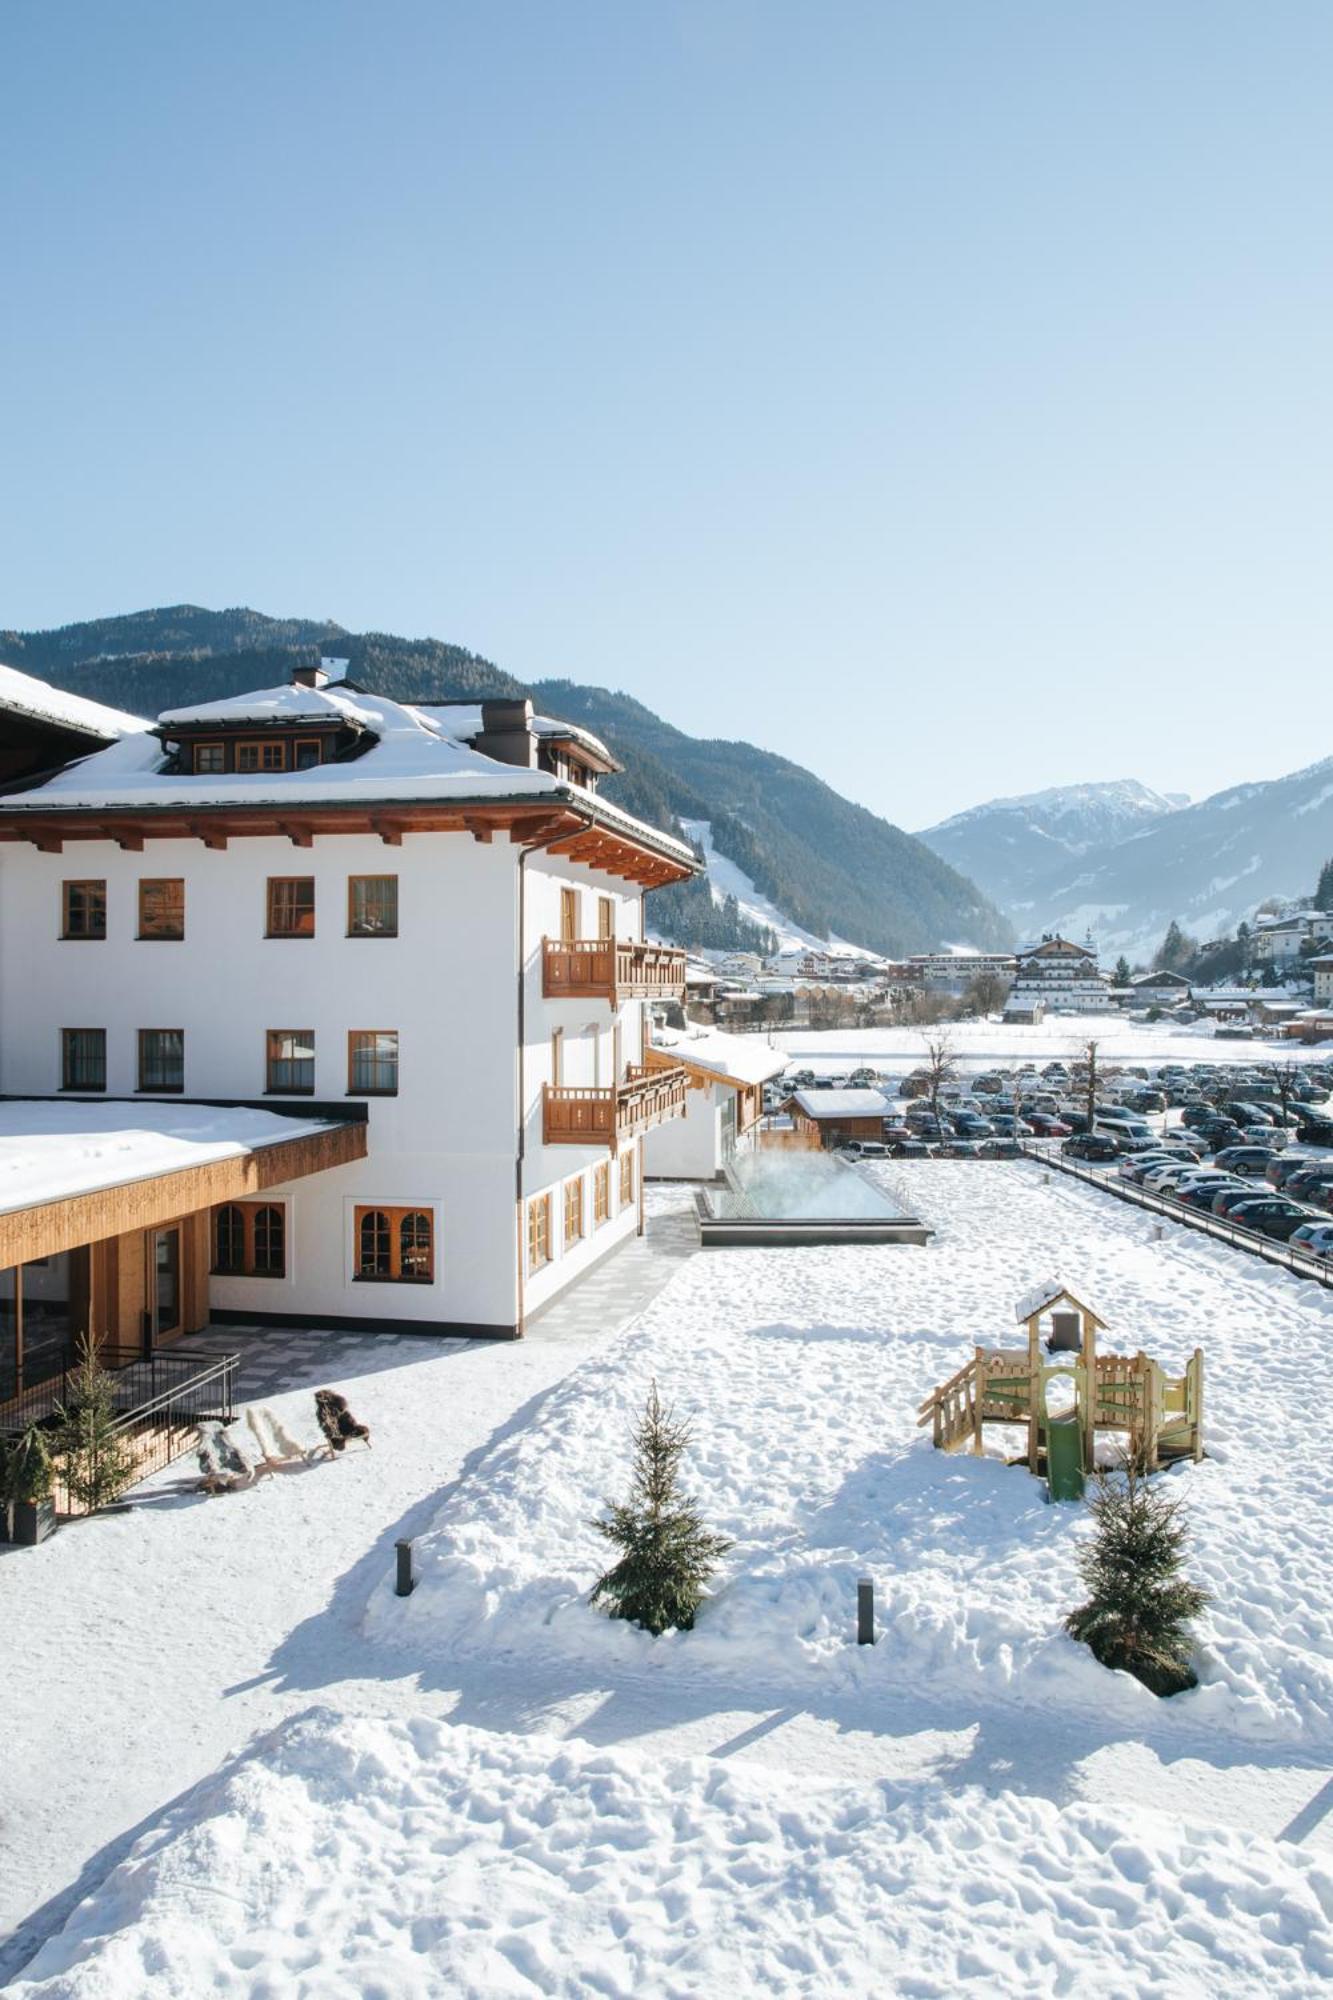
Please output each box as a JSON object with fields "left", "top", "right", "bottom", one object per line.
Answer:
{"left": 1020, "top": 1141, "right": 1333, "bottom": 1289}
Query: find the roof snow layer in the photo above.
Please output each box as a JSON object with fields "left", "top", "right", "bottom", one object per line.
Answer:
{"left": 0, "top": 662, "right": 147, "bottom": 741}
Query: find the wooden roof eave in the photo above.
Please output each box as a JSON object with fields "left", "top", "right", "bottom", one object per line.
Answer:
{"left": 0, "top": 1117, "right": 367, "bottom": 1268}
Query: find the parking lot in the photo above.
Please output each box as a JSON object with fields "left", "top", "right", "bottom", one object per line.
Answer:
{"left": 767, "top": 1052, "right": 1333, "bottom": 1262}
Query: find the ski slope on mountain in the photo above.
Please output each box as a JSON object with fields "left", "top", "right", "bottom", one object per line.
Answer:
{"left": 678, "top": 818, "right": 883, "bottom": 961}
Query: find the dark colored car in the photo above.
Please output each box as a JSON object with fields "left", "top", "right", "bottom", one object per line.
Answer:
{"left": 980, "top": 1139, "right": 1022, "bottom": 1159}
{"left": 892, "top": 1138, "right": 933, "bottom": 1158}
{"left": 1212, "top": 1146, "right": 1279, "bottom": 1176}
{"left": 1297, "top": 1119, "right": 1333, "bottom": 1147}
{"left": 1218, "top": 1198, "right": 1315, "bottom": 1240}
{"left": 1027, "top": 1114, "right": 1072, "bottom": 1136}
{"left": 1175, "top": 1177, "right": 1245, "bottom": 1210}
{"left": 1063, "top": 1134, "right": 1117, "bottom": 1162}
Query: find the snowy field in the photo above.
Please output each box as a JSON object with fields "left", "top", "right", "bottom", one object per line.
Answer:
{"left": 773, "top": 1011, "right": 1330, "bottom": 1072}
{"left": 10, "top": 1168, "right": 1333, "bottom": 1994}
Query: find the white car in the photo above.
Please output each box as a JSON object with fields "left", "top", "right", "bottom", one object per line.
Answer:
{"left": 1290, "top": 1221, "right": 1333, "bottom": 1257}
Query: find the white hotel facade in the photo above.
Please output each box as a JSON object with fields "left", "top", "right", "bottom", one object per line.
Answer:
{"left": 0, "top": 667, "right": 694, "bottom": 1370}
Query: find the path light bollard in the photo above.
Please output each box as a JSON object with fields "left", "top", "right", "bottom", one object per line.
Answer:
{"left": 395, "top": 1537, "right": 416, "bottom": 1598}
{"left": 857, "top": 1577, "right": 875, "bottom": 1646}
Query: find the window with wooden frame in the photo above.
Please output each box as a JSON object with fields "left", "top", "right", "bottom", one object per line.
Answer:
{"left": 598, "top": 896, "right": 614, "bottom": 941}
{"left": 293, "top": 738, "right": 323, "bottom": 770}
{"left": 61, "top": 1028, "right": 105, "bottom": 1092}
{"left": 138, "top": 878, "right": 185, "bottom": 940}
{"left": 563, "top": 1175, "right": 584, "bottom": 1247}
{"left": 527, "top": 1193, "right": 552, "bottom": 1271}
{"left": 192, "top": 742, "right": 226, "bottom": 773}
{"left": 593, "top": 1161, "right": 611, "bottom": 1227}
{"left": 619, "top": 1151, "right": 635, "bottom": 1209}
{"left": 266, "top": 1029, "right": 315, "bottom": 1094}
{"left": 61, "top": 879, "right": 106, "bottom": 940}
{"left": 347, "top": 1029, "right": 399, "bottom": 1095}
{"left": 212, "top": 1201, "right": 286, "bottom": 1278}
{"left": 353, "top": 1206, "right": 433, "bottom": 1283}
{"left": 236, "top": 739, "right": 288, "bottom": 773}
{"left": 138, "top": 1029, "right": 184, "bottom": 1093}
{"left": 266, "top": 876, "right": 315, "bottom": 937}
{"left": 560, "top": 886, "right": 579, "bottom": 943}
{"left": 347, "top": 875, "right": 398, "bottom": 937}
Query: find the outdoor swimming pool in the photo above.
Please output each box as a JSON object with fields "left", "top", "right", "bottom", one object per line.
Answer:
{"left": 695, "top": 1148, "right": 931, "bottom": 1245}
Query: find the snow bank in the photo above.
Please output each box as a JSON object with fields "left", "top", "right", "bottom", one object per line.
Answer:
{"left": 13, "top": 1709, "right": 1331, "bottom": 1998}
{"left": 371, "top": 1165, "right": 1333, "bottom": 1747}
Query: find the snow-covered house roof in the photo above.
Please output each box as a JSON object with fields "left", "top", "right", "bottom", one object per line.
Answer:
{"left": 0, "top": 682, "right": 693, "bottom": 870}
{"left": 413, "top": 703, "right": 619, "bottom": 772}
{"left": 1014, "top": 1281, "right": 1106, "bottom": 1328}
{"left": 789, "top": 1088, "right": 893, "bottom": 1120}
{"left": 0, "top": 662, "right": 146, "bottom": 742}
{"left": 649, "top": 1025, "right": 788, "bottom": 1088}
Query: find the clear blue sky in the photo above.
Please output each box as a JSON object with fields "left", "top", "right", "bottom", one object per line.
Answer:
{"left": 2, "top": 1, "right": 1330, "bottom": 827}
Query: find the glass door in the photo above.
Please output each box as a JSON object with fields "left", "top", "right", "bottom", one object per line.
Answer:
{"left": 153, "top": 1227, "right": 182, "bottom": 1343}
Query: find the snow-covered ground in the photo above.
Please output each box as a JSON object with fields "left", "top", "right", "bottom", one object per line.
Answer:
{"left": 10, "top": 1170, "right": 1333, "bottom": 1994}
{"left": 774, "top": 1010, "right": 1333, "bottom": 1072}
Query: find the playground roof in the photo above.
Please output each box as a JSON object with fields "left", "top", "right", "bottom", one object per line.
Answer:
{"left": 1014, "top": 1280, "right": 1107, "bottom": 1329}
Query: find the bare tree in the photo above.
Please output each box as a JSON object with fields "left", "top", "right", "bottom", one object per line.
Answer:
{"left": 1261, "top": 1059, "right": 1304, "bottom": 1134}
{"left": 965, "top": 969, "right": 1010, "bottom": 1017}
{"left": 923, "top": 1031, "right": 957, "bottom": 1135}
{"left": 1076, "top": 1037, "right": 1117, "bottom": 1137}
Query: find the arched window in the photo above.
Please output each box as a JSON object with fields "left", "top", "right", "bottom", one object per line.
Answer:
{"left": 399, "top": 1212, "right": 433, "bottom": 1282}
{"left": 353, "top": 1206, "right": 434, "bottom": 1282}
{"left": 214, "top": 1205, "right": 245, "bottom": 1274}
{"left": 253, "top": 1206, "right": 285, "bottom": 1277}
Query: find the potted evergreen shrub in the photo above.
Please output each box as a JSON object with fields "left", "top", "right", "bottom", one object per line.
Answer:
{"left": 6, "top": 1424, "right": 56, "bottom": 1546}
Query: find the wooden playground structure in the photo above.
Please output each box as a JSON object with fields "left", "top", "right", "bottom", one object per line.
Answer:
{"left": 917, "top": 1283, "right": 1204, "bottom": 1499}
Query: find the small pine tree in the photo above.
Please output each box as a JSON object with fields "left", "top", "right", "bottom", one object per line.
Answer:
{"left": 590, "top": 1380, "right": 731, "bottom": 1635}
{"left": 55, "top": 1338, "right": 138, "bottom": 1514}
{"left": 1113, "top": 955, "right": 1132, "bottom": 987}
{"left": 1065, "top": 1456, "right": 1209, "bottom": 1696}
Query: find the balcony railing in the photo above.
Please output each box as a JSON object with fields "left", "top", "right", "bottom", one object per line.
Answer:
{"left": 542, "top": 937, "right": 687, "bottom": 1004}
{"left": 543, "top": 1063, "right": 689, "bottom": 1148}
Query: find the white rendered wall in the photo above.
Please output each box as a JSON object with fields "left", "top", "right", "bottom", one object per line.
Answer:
{"left": 644, "top": 1081, "right": 723, "bottom": 1179}
{"left": 518, "top": 857, "right": 645, "bottom": 1317}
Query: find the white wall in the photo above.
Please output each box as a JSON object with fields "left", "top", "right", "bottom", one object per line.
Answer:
{"left": 644, "top": 1079, "right": 723, "bottom": 1179}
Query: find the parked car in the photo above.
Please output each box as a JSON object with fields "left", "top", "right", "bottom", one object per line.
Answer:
{"left": 1175, "top": 1176, "right": 1247, "bottom": 1210}
{"left": 1212, "top": 1146, "right": 1279, "bottom": 1177}
{"left": 839, "top": 1140, "right": 891, "bottom": 1158}
{"left": 1119, "top": 1152, "right": 1177, "bottom": 1182}
{"left": 1063, "top": 1134, "right": 1117, "bottom": 1162}
{"left": 1027, "top": 1114, "right": 1072, "bottom": 1136}
{"left": 1266, "top": 1153, "right": 1317, "bottom": 1189}
{"left": 952, "top": 1115, "right": 995, "bottom": 1138}
{"left": 892, "top": 1138, "right": 933, "bottom": 1158}
{"left": 1215, "top": 1195, "right": 1315, "bottom": 1239}
{"left": 1289, "top": 1220, "right": 1333, "bottom": 1257}
{"left": 980, "top": 1139, "right": 1023, "bottom": 1159}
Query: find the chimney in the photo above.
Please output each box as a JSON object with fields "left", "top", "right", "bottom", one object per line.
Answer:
{"left": 292, "top": 660, "right": 329, "bottom": 690}
{"left": 473, "top": 697, "right": 538, "bottom": 770}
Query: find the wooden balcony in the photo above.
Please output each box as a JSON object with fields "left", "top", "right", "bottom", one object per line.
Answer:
{"left": 542, "top": 937, "right": 687, "bottom": 1004}
{"left": 543, "top": 1064, "right": 689, "bottom": 1149}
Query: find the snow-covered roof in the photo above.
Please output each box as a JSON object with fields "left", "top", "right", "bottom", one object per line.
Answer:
{"left": 1014, "top": 1281, "right": 1106, "bottom": 1327}
{"left": 157, "top": 684, "right": 382, "bottom": 730}
{"left": 0, "top": 683, "right": 692, "bottom": 868}
{"left": 413, "top": 703, "right": 619, "bottom": 771}
{"left": 650, "top": 1026, "right": 788, "bottom": 1087}
{"left": 0, "top": 1100, "right": 354, "bottom": 1218}
{"left": 790, "top": 1088, "right": 893, "bottom": 1119}
{"left": 0, "top": 662, "right": 146, "bottom": 742}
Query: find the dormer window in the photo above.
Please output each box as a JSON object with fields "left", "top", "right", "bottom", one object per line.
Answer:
{"left": 236, "top": 741, "right": 287, "bottom": 772}
{"left": 193, "top": 744, "right": 225, "bottom": 773}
